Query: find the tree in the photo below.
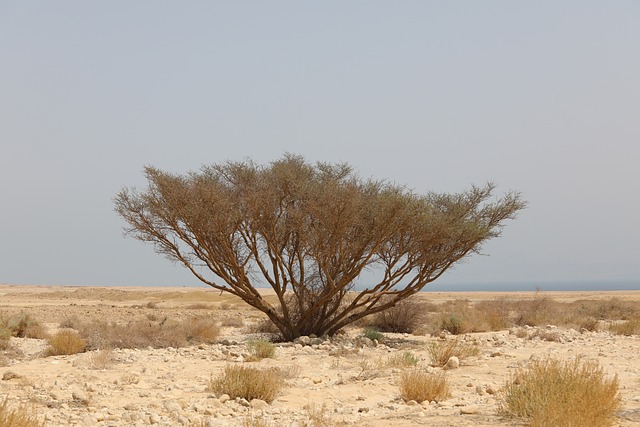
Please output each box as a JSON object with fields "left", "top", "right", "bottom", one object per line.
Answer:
{"left": 115, "top": 154, "right": 525, "bottom": 340}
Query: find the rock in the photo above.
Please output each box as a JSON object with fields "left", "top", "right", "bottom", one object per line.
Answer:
{"left": 485, "top": 384, "right": 498, "bottom": 395}
{"left": 2, "top": 371, "right": 21, "bottom": 380}
{"left": 460, "top": 405, "right": 480, "bottom": 414}
{"left": 250, "top": 399, "right": 269, "bottom": 410}
{"left": 72, "top": 389, "right": 90, "bottom": 405}
{"left": 295, "top": 336, "right": 311, "bottom": 346}
{"left": 164, "top": 400, "right": 182, "bottom": 413}
{"left": 445, "top": 356, "right": 460, "bottom": 370}
{"left": 219, "top": 394, "right": 230, "bottom": 403}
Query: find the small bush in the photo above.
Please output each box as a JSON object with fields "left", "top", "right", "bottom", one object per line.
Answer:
{"left": 499, "top": 357, "right": 620, "bottom": 427}
{"left": 0, "top": 326, "right": 11, "bottom": 350}
{"left": 88, "top": 348, "right": 114, "bottom": 370}
{"left": 183, "top": 316, "right": 220, "bottom": 343}
{"left": 385, "top": 352, "right": 419, "bottom": 368}
{"left": 370, "top": 297, "right": 428, "bottom": 333}
{"left": 399, "top": 369, "right": 450, "bottom": 403}
{"left": 0, "top": 397, "right": 45, "bottom": 427}
{"left": 362, "top": 327, "right": 384, "bottom": 342}
{"left": 246, "top": 339, "right": 276, "bottom": 361}
{"left": 46, "top": 329, "right": 86, "bottom": 356}
{"left": 209, "top": 365, "right": 284, "bottom": 403}
{"left": 1, "top": 313, "right": 47, "bottom": 339}
{"left": 609, "top": 319, "right": 640, "bottom": 336}
{"left": 221, "top": 317, "right": 244, "bottom": 328}
{"left": 439, "top": 314, "right": 464, "bottom": 335}
{"left": 427, "top": 339, "right": 479, "bottom": 367}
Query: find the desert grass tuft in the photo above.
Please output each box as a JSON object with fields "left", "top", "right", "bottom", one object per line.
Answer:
{"left": 209, "top": 365, "right": 285, "bottom": 403}
{"left": 0, "top": 397, "right": 45, "bottom": 427}
{"left": 427, "top": 339, "right": 479, "bottom": 367}
{"left": 183, "top": 316, "right": 220, "bottom": 343}
{"left": 384, "top": 352, "right": 419, "bottom": 368}
{"left": 46, "top": 329, "right": 86, "bottom": 356}
{"left": 399, "top": 369, "right": 450, "bottom": 403}
{"left": 499, "top": 357, "right": 620, "bottom": 427}
{"left": 608, "top": 319, "right": 640, "bottom": 336}
{"left": 246, "top": 339, "right": 276, "bottom": 361}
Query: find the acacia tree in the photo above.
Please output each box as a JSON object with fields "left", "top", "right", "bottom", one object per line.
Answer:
{"left": 115, "top": 154, "right": 525, "bottom": 340}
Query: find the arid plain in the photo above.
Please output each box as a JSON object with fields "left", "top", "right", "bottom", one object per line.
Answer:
{"left": 2, "top": 285, "right": 640, "bottom": 427}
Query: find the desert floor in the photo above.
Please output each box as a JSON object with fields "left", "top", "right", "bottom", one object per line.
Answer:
{"left": 2, "top": 285, "right": 640, "bottom": 427}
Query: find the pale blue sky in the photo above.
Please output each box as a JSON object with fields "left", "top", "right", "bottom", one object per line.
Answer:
{"left": 1, "top": 2, "right": 638, "bottom": 289}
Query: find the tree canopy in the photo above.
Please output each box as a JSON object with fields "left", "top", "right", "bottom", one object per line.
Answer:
{"left": 115, "top": 154, "right": 525, "bottom": 340}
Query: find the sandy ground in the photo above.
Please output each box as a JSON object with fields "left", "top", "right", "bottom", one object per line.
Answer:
{"left": 2, "top": 285, "right": 640, "bottom": 426}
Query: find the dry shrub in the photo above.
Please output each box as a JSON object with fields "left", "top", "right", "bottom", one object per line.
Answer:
{"left": 609, "top": 319, "right": 640, "bottom": 336}
{"left": 1, "top": 313, "right": 47, "bottom": 339}
{"left": 399, "top": 369, "right": 450, "bottom": 403}
{"left": 80, "top": 316, "right": 218, "bottom": 350}
{"left": 370, "top": 297, "right": 428, "bottom": 333}
{"left": 185, "top": 303, "right": 214, "bottom": 310}
{"left": 0, "top": 326, "right": 11, "bottom": 350}
{"left": 0, "top": 397, "right": 45, "bottom": 427}
{"left": 208, "top": 365, "right": 285, "bottom": 403}
{"left": 427, "top": 339, "right": 479, "bottom": 367}
{"left": 499, "top": 357, "right": 620, "bottom": 427}
{"left": 242, "top": 414, "right": 274, "bottom": 427}
{"left": 304, "top": 403, "right": 339, "bottom": 427}
{"left": 183, "top": 316, "right": 220, "bottom": 343}
{"left": 511, "top": 293, "right": 567, "bottom": 327}
{"left": 221, "top": 317, "right": 244, "bottom": 328}
{"left": 474, "top": 299, "right": 511, "bottom": 331}
{"left": 46, "top": 329, "right": 86, "bottom": 356}
{"left": 529, "top": 329, "right": 562, "bottom": 342}
{"left": 575, "top": 298, "right": 640, "bottom": 321}
{"left": 250, "top": 318, "right": 281, "bottom": 335}
{"left": 88, "top": 348, "right": 114, "bottom": 369}
{"left": 246, "top": 339, "right": 276, "bottom": 361}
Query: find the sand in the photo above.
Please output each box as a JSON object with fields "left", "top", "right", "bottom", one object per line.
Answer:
{"left": 1, "top": 285, "right": 640, "bottom": 426}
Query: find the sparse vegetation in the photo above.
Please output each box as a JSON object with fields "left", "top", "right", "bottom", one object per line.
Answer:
{"left": 0, "top": 397, "right": 45, "bottom": 427}
{"left": 79, "top": 316, "right": 218, "bottom": 350}
{"left": 609, "top": 319, "right": 640, "bottom": 336}
{"left": 208, "top": 365, "right": 285, "bottom": 403}
{"left": 362, "top": 327, "right": 384, "bottom": 342}
{"left": 499, "top": 357, "right": 620, "bottom": 427}
{"left": 427, "top": 339, "right": 479, "bottom": 367}
{"left": 246, "top": 339, "right": 276, "bottom": 361}
{"left": 384, "top": 352, "right": 420, "bottom": 368}
{"left": 0, "top": 313, "right": 47, "bottom": 339}
{"left": 46, "top": 329, "right": 87, "bottom": 356}
{"left": 370, "top": 297, "right": 429, "bottom": 333}
{"left": 399, "top": 369, "right": 450, "bottom": 403}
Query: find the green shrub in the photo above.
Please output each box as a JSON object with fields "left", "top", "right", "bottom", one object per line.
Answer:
{"left": 362, "top": 327, "right": 384, "bottom": 342}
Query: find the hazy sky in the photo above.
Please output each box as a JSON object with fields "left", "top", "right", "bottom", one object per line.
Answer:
{"left": 1, "top": 2, "right": 638, "bottom": 289}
